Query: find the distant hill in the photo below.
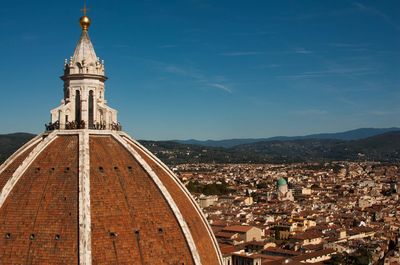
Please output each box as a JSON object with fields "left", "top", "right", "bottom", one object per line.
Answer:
{"left": 0, "top": 133, "right": 36, "bottom": 164}
{"left": 1, "top": 129, "right": 399, "bottom": 165}
{"left": 139, "top": 140, "right": 268, "bottom": 164}
{"left": 174, "top": 127, "right": 400, "bottom": 148}
{"left": 142, "top": 131, "right": 400, "bottom": 164}
{"left": 231, "top": 131, "right": 400, "bottom": 162}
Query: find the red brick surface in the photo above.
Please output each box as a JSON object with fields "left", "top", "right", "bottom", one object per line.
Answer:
{"left": 90, "top": 136, "right": 194, "bottom": 265}
{"left": 124, "top": 138, "right": 221, "bottom": 265}
{"left": 0, "top": 142, "right": 39, "bottom": 191}
{"left": 0, "top": 133, "right": 219, "bottom": 264}
{"left": 0, "top": 135, "right": 79, "bottom": 264}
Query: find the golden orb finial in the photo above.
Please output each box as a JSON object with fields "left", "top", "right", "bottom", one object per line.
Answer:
{"left": 80, "top": 15, "right": 91, "bottom": 31}
{"left": 80, "top": 0, "right": 91, "bottom": 31}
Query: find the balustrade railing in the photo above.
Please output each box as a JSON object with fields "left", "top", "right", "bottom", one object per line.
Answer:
{"left": 45, "top": 121, "right": 122, "bottom": 131}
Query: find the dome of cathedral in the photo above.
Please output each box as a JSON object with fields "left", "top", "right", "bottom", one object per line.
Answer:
{"left": 0, "top": 9, "right": 222, "bottom": 265}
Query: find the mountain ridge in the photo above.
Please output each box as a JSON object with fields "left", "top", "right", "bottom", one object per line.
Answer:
{"left": 1, "top": 128, "right": 399, "bottom": 165}
{"left": 0, "top": 133, "right": 36, "bottom": 163}
{"left": 171, "top": 127, "right": 400, "bottom": 148}
{"left": 140, "top": 131, "right": 400, "bottom": 164}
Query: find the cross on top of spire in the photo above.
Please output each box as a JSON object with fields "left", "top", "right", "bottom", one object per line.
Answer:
{"left": 79, "top": 0, "right": 91, "bottom": 31}
{"left": 81, "top": 0, "right": 89, "bottom": 16}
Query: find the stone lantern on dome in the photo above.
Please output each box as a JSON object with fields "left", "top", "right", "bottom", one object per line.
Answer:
{"left": 49, "top": 8, "right": 118, "bottom": 131}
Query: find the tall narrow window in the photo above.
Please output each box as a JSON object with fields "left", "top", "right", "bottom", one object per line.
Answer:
{"left": 89, "top": 90, "right": 94, "bottom": 128}
{"left": 75, "top": 90, "right": 81, "bottom": 123}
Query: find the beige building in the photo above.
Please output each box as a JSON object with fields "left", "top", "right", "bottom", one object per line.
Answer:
{"left": 222, "top": 225, "right": 263, "bottom": 242}
{"left": 199, "top": 194, "right": 218, "bottom": 208}
{"left": 293, "top": 230, "right": 324, "bottom": 246}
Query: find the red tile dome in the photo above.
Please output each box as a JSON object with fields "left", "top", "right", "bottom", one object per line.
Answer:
{"left": 0, "top": 131, "right": 222, "bottom": 264}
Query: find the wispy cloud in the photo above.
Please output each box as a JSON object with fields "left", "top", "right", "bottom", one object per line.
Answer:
{"left": 293, "top": 109, "right": 328, "bottom": 115}
{"left": 267, "top": 64, "right": 281, "bottom": 68}
{"left": 231, "top": 31, "right": 275, "bottom": 37}
{"left": 220, "top": 51, "right": 265, "bottom": 56}
{"left": 164, "top": 65, "right": 193, "bottom": 76}
{"left": 294, "top": 48, "right": 314, "bottom": 54}
{"left": 328, "top": 43, "right": 370, "bottom": 52}
{"left": 146, "top": 59, "right": 233, "bottom": 94}
{"left": 162, "top": 65, "right": 208, "bottom": 82}
{"left": 329, "top": 43, "right": 369, "bottom": 48}
{"left": 367, "top": 109, "right": 399, "bottom": 116}
{"left": 337, "top": 98, "right": 358, "bottom": 106}
{"left": 220, "top": 48, "right": 314, "bottom": 56}
{"left": 354, "top": 2, "right": 400, "bottom": 31}
{"left": 159, "top": 44, "right": 178, "bottom": 49}
{"left": 272, "top": 8, "right": 355, "bottom": 22}
{"left": 279, "top": 67, "right": 374, "bottom": 79}
{"left": 209, "top": 83, "right": 232, "bottom": 93}
{"left": 256, "top": 64, "right": 281, "bottom": 69}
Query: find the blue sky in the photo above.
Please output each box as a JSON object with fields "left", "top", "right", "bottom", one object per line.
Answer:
{"left": 0, "top": 0, "right": 399, "bottom": 140}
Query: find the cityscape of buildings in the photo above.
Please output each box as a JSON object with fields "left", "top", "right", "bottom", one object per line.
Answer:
{"left": 0, "top": 2, "right": 399, "bottom": 265}
{"left": 174, "top": 162, "right": 400, "bottom": 264}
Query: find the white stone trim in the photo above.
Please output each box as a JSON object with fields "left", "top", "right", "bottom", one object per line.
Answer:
{"left": 0, "top": 134, "right": 43, "bottom": 175}
{"left": 0, "top": 131, "right": 58, "bottom": 208}
{"left": 118, "top": 132, "right": 224, "bottom": 264}
{"left": 78, "top": 131, "right": 92, "bottom": 265}
{"left": 111, "top": 132, "right": 202, "bottom": 265}
{"left": 55, "top": 129, "right": 115, "bottom": 136}
{"left": 50, "top": 129, "right": 112, "bottom": 135}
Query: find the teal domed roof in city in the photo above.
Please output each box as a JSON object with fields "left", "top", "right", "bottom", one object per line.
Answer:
{"left": 277, "top": 177, "right": 288, "bottom": 187}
